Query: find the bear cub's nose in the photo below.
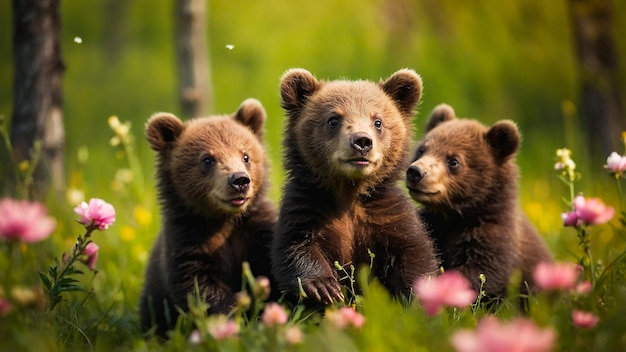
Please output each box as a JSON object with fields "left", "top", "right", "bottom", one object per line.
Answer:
{"left": 406, "top": 165, "right": 425, "bottom": 184}
{"left": 350, "top": 133, "right": 373, "bottom": 154}
{"left": 229, "top": 172, "right": 250, "bottom": 192}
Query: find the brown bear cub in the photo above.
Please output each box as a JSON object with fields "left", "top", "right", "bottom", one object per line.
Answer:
{"left": 272, "top": 68, "right": 439, "bottom": 305}
{"left": 139, "top": 99, "right": 277, "bottom": 337}
{"left": 405, "top": 103, "right": 552, "bottom": 305}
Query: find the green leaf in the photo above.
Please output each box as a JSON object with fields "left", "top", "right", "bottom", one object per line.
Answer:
{"left": 38, "top": 271, "right": 52, "bottom": 290}
{"left": 48, "top": 265, "right": 57, "bottom": 279}
{"left": 57, "top": 277, "right": 80, "bottom": 286}
{"left": 58, "top": 285, "right": 86, "bottom": 293}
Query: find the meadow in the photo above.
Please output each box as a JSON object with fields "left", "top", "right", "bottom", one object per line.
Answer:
{"left": 1, "top": 1, "right": 626, "bottom": 351}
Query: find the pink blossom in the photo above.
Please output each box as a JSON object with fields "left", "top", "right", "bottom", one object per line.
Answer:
{"left": 74, "top": 198, "right": 116, "bottom": 230}
{"left": 562, "top": 196, "right": 614, "bottom": 227}
{"left": 605, "top": 152, "right": 626, "bottom": 173}
{"left": 262, "top": 303, "right": 288, "bottom": 327}
{"left": 561, "top": 211, "right": 578, "bottom": 227}
{"left": 326, "top": 307, "right": 366, "bottom": 329}
{"left": 253, "top": 276, "right": 271, "bottom": 301}
{"left": 188, "top": 329, "right": 202, "bottom": 344}
{"left": 284, "top": 326, "right": 304, "bottom": 345}
{"left": 572, "top": 310, "right": 599, "bottom": 329}
{"left": 82, "top": 242, "right": 99, "bottom": 270}
{"left": 207, "top": 319, "right": 239, "bottom": 340}
{"left": 451, "top": 316, "right": 556, "bottom": 352}
{"left": 575, "top": 281, "right": 592, "bottom": 295}
{"left": 573, "top": 196, "right": 614, "bottom": 225}
{"left": 0, "top": 198, "right": 56, "bottom": 243}
{"left": 414, "top": 271, "right": 477, "bottom": 316}
{"left": 533, "top": 261, "right": 578, "bottom": 291}
{"left": 0, "top": 298, "right": 12, "bottom": 317}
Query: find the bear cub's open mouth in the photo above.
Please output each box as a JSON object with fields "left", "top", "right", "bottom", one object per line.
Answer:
{"left": 348, "top": 158, "right": 370, "bottom": 167}
{"left": 407, "top": 187, "right": 439, "bottom": 196}
{"left": 228, "top": 197, "right": 247, "bottom": 206}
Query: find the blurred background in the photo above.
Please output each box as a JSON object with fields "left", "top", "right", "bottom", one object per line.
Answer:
{"left": 0, "top": 0, "right": 625, "bottom": 324}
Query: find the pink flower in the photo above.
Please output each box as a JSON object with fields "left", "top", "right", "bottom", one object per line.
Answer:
{"left": 0, "top": 198, "right": 56, "bottom": 243}
{"left": 561, "top": 211, "right": 579, "bottom": 227}
{"left": 253, "top": 276, "right": 271, "bottom": 301}
{"left": 207, "top": 318, "right": 239, "bottom": 340}
{"left": 451, "top": 316, "right": 556, "bottom": 352}
{"left": 533, "top": 261, "right": 578, "bottom": 291}
{"left": 562, "top": 196, "right": 614, "bottom": 227}
{"left": 0, "top": 298, "right": 12, "bottom": 317}
{"left": 326, "top": 307, "right": 366, "bottom": 329}
{"left": 575, "top": 281, "right": 592, "bottom": 295}
{"left": 572, "top": 310, "right": 599, "bottom": 329}
{"left": 188, "top": 329, "right": 202, "bottom": 344}
{"left": 284, "top": 326, "right": 304, "bottom": 345}
{"left": 414, "top": 271, "right": 477, "bottom": 316}
{"left": 573, "top": 196, "right": 614, "bottom": 226}
{"left": 262, "top": 303, "right": 288, "bottom": 327}
{"left": 74, "top": 198, "right": 116, "bottom": 230}
{"left": 605, "top": 151, "right": 626, "bottom": 173}
{"left": 82, "top": 242, "right": 99, "bottom": 270}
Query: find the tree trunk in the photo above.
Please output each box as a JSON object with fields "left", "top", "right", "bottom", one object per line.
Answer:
{"left": 568, "top": 0, "right": 625, "bottom": 157}
{"left": 174, "top": 0, "right": 212, "bottom": 117}
{"left": 10, "top": 0, "right": 65, "bottom": 199}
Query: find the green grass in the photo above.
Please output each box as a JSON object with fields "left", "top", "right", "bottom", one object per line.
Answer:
{"left": 1, "top": 116, "right": 626, "bottom": 352}
{"left": 1, "top": 1, "right": 626, "bottom": 350}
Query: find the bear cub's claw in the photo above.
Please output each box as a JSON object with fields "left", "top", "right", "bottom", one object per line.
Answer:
{"left": 302, "top": 277, "right": 344, "bottom": 304}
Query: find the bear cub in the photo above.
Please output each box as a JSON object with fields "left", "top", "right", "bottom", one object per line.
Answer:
{"left": 139, "top": 99, "right": 277, "bottom": 337}
{"left": 272, "top": 68, "right": 439, "bottom": 305}
{"left": 405, "top": 103, "right": 552, "bottom": 304}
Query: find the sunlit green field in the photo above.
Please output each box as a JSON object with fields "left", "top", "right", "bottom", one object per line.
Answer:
{"left": 1, "top": 1, "right": 626, "bottom": 351}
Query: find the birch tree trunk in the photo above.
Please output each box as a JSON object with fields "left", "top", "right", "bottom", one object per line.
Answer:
{"left": 9, "top": 0, "right": 65, "bottom": 199}
{"left": 174, "top": 0, "right": 212, "bottom": 117}
{"left": 568, "top": 0, "right": 625, "bottom": 156}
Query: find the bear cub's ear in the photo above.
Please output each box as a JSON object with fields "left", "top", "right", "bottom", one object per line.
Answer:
{"left": 425, "top": 103, "right": 456, "bottom": 132}
{"left": 234, "top": 98, "right": 267, "bottom": 140}
{"left": 145, "top": 112, "right": 185, "bottom": 152}
{"left": 486, "top": 120, "right": 520, "bottom": 162}
{"left": 380, "top": 69, "right": 423, "bottom": 118}
{"left": 280, "top": 68, "right": 320, "bottom": 116}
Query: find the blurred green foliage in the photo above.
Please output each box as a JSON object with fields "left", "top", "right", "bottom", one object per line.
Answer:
{"left": 0, "top": 1, "right": 624, "bottom": 202}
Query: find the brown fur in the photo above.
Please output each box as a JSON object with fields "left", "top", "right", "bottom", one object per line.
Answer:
{"left": 272, "top": 68, "right": 439, "bottom": 305}
{"left": 405, "top": 103, "right": 552, "bottom": 304}
{"left": 139, "top": 99, "right": 277, "bottom": 337}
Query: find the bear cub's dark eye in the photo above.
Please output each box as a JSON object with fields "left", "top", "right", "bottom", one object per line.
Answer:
{"left": 327, "top": 116, "right": 341, "bottom": 127}
{"left": 373, "top": 119, "right": 382, "bottom": 130}
{"left": 202, "top": 156, "right": 215, "bottom": 169}
{"left": 415, "top": 146, "right": 425, "bottom": 159}
{"left": 447, "top": 157, "right": 460, "bottom": 168}
{"left": 243, "top": 153, "right": 250, "bottom": 163}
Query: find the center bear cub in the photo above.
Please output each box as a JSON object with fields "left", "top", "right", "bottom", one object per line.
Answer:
{"left": 405, "top": 104, "right": 552, "bottom": 303}
{"left": 139, "top": 99, "right": 277, "bottom": 337}
{"left": 272, "top": 68, "right": 439, "bottom": 304}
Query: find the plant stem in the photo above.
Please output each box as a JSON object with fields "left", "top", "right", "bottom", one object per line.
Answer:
{"left": 0, "top": 118, "right": 20, "bottom": 187}
{"left": 568, "top": 174, "right": 576, "bottom": 204}
{"left": 616, "top": 177, "right": 624, "bottom": 213}
{"left": 48, "top": 225, "right": 96, "bottom": 310}
{"left": 579, "top": 227, "right": 595, "bottom": 286}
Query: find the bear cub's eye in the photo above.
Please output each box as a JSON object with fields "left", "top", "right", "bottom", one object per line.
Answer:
{"left": 447, "top": 157, "right": 460, "bottom": 168}
{"left": 202, "top": 156, "right": 215, "bottom": 169}
{"left": 243, "top": 153, "right": 250, "bottom": 163}
{"left": 327, "top": 116, "right": 341, "bottom": 127}
{"left": 414, "top": 146, "right": 425, "bottom": 159}
{"left": 373, "top": 119, "right": 383, "bottom": 130}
